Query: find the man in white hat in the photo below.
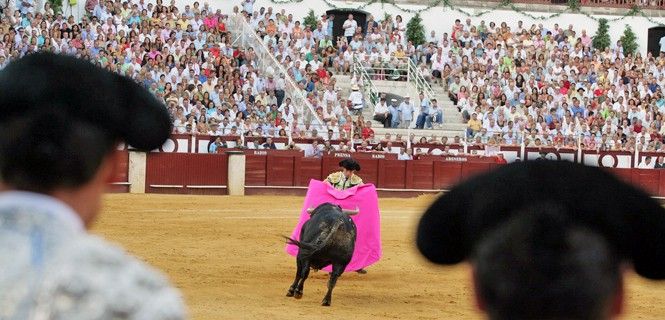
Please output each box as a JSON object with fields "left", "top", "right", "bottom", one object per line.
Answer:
{"left": 389, "top": 98, "right": 401, "bottom": 128}
{"left": 348, "top": 84, "right": 364, "bottom": 113}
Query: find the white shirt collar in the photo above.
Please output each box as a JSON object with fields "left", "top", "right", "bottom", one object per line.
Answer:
{"left": 0, "top": 191, "right": 84, "bottom": 232}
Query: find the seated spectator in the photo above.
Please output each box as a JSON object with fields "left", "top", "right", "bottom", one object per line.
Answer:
{"left": 373, "top": 96, "right": 392, "bottom": 128}
{"left": 286, "top": 142, "right": 302, "bottom": 151}
{"left": 304, "top": 140, "right": 323, "bottom": 158}
{"left": 398, "top": 147, "right": 413, "bottom": 160}
{"left": 373, "top": 143, "right": 386, "bottom": 153}
{"left": 361, "top": 121, "right": 374, "bottom": 139}
{"left": 262, "top": 137, "right": 277, "bottom": 149}
{"left": 349, "top": 84, "right": 363, "bottom": 113}
{"left": 639, "top": 156, "right": 656, "bottom": 169}
{"left": 656, "top": 157, "right": 665, "bottom": 169}
{"left": 209, "top": 136, "right": 228, "bottom": 153}
{"left": 426, "top": 99, "right": 443, "bottom": 129}
{"left": 233, "top": 138, "right": 247, "bottom": 150}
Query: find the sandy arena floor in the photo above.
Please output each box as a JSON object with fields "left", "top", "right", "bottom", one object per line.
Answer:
{"left": 94, "top": 194, "right": 665, "bottom": 320}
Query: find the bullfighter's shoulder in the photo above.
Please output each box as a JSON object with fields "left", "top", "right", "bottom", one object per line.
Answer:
{"left": 45, "top": 235, "right": 187, "bottom": 319}
{"left": 349, "top": 174, "right": 363, "bottom": 185}
{"left": 327, "top": 172, "right": 343, "bottom": 184}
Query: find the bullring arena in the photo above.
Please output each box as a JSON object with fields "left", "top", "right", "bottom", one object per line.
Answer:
{"left": 6, "top": 0, "right": 665, "bottom": 316}
{"left": 94, "top": 193, "right": 665, "bottom": 319}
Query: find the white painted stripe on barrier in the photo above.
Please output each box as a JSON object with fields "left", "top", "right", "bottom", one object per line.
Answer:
{"left": 110, "top": 182, "right": 131, "bottom": 185}
{"left": 186, "top": 185, "right": 228, "bottom": 189}
{"left": 108, "top": 213, "right": 411, "bottom": 220}
{"left": 149, "top": 185, "right": 184, "bottom": 188}
{"left": 244, "top": 186, "right": 309, "bottom": 189}
{"left": 243, "top": 186, "right": 447, "bottom": 192}
{"left": 376, "top": 188, "right": 448, "bottom": 192}
{"left": 212, "top": 216, "right": 411, "bottom": 220}
{"left": 113, "top": 208, "right": 418, "bottom": 215}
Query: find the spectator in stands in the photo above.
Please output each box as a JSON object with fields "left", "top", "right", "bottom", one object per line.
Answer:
{"left": 349, "top": 84, "right": 363, "bottom": 113}
{"left": 322, "top": 140, "right": 335, "bottom": 154}
{"left": 398, "top": 147, "right": 413, "bottom": 160}
{"left": 655, "top": 157, "right": 665, "bottom": 169}
{"left": 304, "top": 139, "right": 323, "bottom": 158}
{"left": 233, "top": 138, "right": 247, "bottom": 149}
{"left": 495, "top": 153, "right": 508, "bottom": 164}
{"left": 262, "top": 137, "right": 277, "bottom": 149}
{"left": 373, "top": 143, "right": 386, "bottom": 153}
{"left": 389, "top": 98, "right": 401, "bottom": 128}
{"left": 639, "top": 156, "right": 656, "bottom": 169}
{"left": 286, "top": 141, "right": 301, "bottom": 151}
{"left": 343, "top": 14, "right": 357, "bottom": 44}
{"left": 374, "top": 96, "right": 392, "bottom": 128}
{"left": 209, "top": 136, "right": 228, "bottom": 153}
{"left": 362, "top": 121, "right": 374, "bottom": 140}
{"left": 467, "top": 113, "right": 481, "bottom": 137}
{"left": 415, "top": 92, "right": 431, "bottom": 129}
{"left": 426, "top": 99, "right": 443, "bottom": 129}
{"left": 399, "top": 96, "right": 414, "bottom": 129}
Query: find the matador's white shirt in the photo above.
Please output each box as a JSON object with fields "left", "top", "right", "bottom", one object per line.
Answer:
{"left": 0, "top": 191, "right": 186, "bottom": 320}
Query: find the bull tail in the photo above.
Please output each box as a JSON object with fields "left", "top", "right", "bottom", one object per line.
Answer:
{"left": 283, "top": 221, "right": 343, "bottom": 258}
{"left": 283, "top": 236, "right": 318, "bottom": 251}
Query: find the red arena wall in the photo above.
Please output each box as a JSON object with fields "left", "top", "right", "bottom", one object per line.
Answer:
{"left": 108, "top": 135, "right": 665, "bottom": 198}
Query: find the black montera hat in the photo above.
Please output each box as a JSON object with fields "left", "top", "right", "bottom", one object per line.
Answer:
{"left": 0, "top": 53, "right": 171, "bottom": 191}
{"left": 339, "top": 158, "right": 361, "bottom": 172}
{"left": 0, "top": 52, "right": 171, "bottom": 151}
{"left": 417, "top": 160, "right": 665, "bottom": 280}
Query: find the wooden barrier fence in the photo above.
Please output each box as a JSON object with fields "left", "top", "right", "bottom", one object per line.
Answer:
{"left": 109, "top": 145, "right": 665, "bottom": 198}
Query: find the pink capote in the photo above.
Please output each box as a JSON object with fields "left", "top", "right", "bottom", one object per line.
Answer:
{"left": 285, "top": 179, "right": 382, "bottom": 272}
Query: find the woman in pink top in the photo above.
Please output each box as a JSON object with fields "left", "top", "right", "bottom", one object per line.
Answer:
{"left": 204, "top": 13, "right": 216, "bottom": 29}
{"left": 457, "top": 86, "right": 469, "bottom": 102}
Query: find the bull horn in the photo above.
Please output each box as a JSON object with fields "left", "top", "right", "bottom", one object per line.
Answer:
{"left": 306, "top": 208, "right": 315, "bottom": 214}
{"left": 342, "top": 207, "right": 360, "bottom": 215}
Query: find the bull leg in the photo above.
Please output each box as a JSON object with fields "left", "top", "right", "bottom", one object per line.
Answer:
{"left": 294, "top": 260, "right": 310, "bottom": 299}
{"left": 321, "top": 263, "right": 344, "bottom": 306}
{"left": 286, "top": 258, "right": 302, "bottom": 297}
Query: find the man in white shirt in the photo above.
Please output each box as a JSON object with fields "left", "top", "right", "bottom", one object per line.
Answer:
{"left": 427, "top": 30, "right": 439, "bottom": 45}
{"left": 304, "top": 140, "right": 323, "bottom": 158}
{"left": 323, "top": 84, "right": 337, "bottom": 105}
{"left": 399, "top": 96, "right": 414, "bottom": 129}
{"left": 349, "top": 84, "right": 364, "bottom": 113}
{"left": 343, "top": 14, "right": 357, "bottom": 44}
{"left": 398, "top": 147, "right": 413, "bottom": 160}
{"left": 0, "top": 53, "right": 186, "bottom": 319}
{"left": 373, "top": 96, "right": 392, "bottom": 128}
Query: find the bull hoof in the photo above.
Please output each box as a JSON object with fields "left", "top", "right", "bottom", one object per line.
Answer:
{"left": 356, "top": 269, "right": 368, "bottom": 274}
{"left": 286, "top": 291, "right": 294, "bottom": 297}
{"left": 294, "top": 291, "right": 303, "bottom": 299}
{"left": 321, "top": 300, "right": 331, "bottom": 306}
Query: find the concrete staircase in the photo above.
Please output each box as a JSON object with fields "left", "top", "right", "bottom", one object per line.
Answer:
{"left": 335, "top": 74, "right": 467, "bottom": 139}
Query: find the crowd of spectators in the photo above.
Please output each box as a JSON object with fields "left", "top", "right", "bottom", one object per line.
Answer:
{"left": 6, "top": 0, "right": 665, "bottom": 158}
{"left": 1, "top": 0, "right": 376, "bottom": 142}
{"left": 240, "top": 0, "right": 665, "bottom": 154}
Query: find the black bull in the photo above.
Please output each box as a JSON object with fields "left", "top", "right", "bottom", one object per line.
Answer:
{"left": 285, "top": 203, "right": 359, "bottom": 306}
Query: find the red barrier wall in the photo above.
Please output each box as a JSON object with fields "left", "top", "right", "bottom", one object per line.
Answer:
{"left": 145, "top": 153, "right": 228, "bottom": 195}
{"left": 137, "top": 149, "right": 665, "bottom": 198}
{"left": 239, "top": 151, "right": 497, "bottom": 191}
{"left": 108, "top": 150, "right": 129, "bottom": 193}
